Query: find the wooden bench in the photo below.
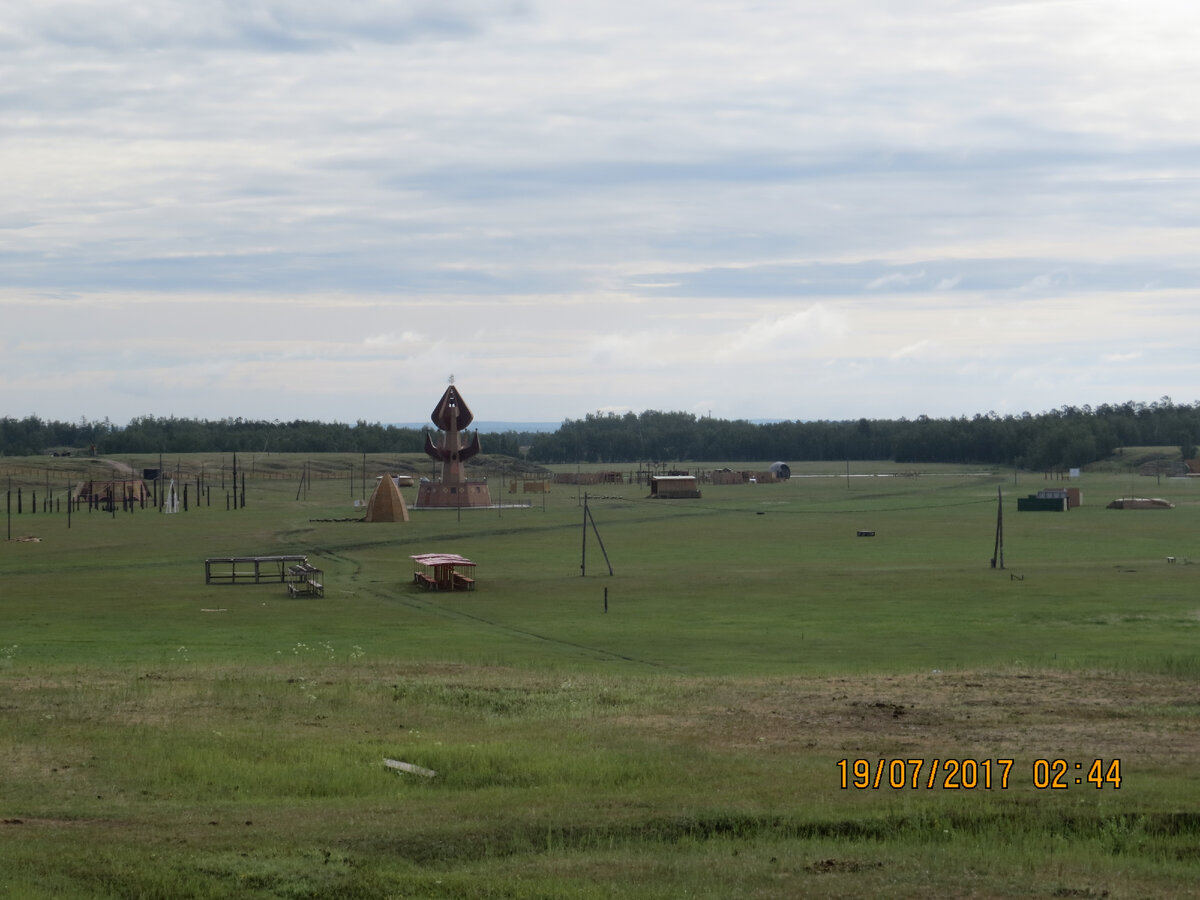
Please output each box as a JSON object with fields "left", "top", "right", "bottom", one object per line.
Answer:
{"left": 286, "top": 563, "right": 325, "bottom": 597}
{"left": 206, "top": 555, "right": 308, "bottom": 585}
{"left": 414, "top": 572, "right": 439, "bottom": 590}
{"left": 452, "top": 573, "right": 475, "bottom": 591}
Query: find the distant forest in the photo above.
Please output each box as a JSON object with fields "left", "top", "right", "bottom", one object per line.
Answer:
{"left": 2, "top": 398, "right": 1199, "bottom": 470}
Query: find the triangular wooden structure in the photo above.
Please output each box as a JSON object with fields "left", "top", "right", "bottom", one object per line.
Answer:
{"left": 365, "top": 475, "right": 410, "bottom": 522}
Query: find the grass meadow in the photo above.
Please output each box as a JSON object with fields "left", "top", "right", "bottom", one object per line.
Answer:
{"left": 2, "top": 453, "right": 1199, "bottom": 898}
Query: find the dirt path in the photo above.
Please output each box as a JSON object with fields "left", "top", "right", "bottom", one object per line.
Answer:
{"left": 99, "top": 459, "right": 137, "bottom": 477}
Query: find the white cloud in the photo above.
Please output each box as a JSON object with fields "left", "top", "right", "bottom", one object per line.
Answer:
{"left": 363, "top": 331, "right": 427, "bottom": 348}
{"left": 718, "top": 306, "right": 850, "bottom": 362}
{"left": 867, "top": 272, "right": 925, "bottom": 291}
{"left": 890, "top": 340, "right": 939, "bottom": 361}
{"left": 586, "top": 333, "right": 673, "bottom": 369}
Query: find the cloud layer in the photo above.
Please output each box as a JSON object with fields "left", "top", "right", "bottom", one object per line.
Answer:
{"left": 4, "top": 1, "right": 1200, "bottom": 424}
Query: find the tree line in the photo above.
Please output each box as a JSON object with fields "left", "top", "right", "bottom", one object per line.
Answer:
{"left": 2, "top": 398, "right": 1198, "bottom": 469}
{"left": 531, "top": 400, "right": 1200, "bottom": 469}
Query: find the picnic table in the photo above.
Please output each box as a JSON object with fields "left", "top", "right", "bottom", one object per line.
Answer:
{"left": 411, "top": 553, "right": 476, "bottom": 591}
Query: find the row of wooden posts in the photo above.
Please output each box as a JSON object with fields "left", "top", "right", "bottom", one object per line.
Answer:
{"left": 4, "top": 474, "right": 249, "bottom": 539}
{"left": 4, "top": 475, "right": 246, "bottom": 514}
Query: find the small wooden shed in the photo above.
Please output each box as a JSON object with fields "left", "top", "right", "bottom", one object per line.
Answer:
{"left": 649, "top": 475, "right": 701, "bottom": 499}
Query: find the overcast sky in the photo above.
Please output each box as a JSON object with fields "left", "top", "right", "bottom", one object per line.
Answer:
{"left": 4, "top": 1, "right": 1200, "bottom": 427}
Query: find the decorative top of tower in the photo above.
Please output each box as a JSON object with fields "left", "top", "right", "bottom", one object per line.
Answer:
{"left": 429, "top": 383, "right": 474, "bottom": 433}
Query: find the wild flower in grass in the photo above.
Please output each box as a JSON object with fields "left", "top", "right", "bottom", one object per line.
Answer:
{"left": 289, "top": 641, "right": 335, "bottom": 658}
{"left": 282, "top": 640, "right": 362, "bottom": 662}
{"left": 0, "top": 644, "right": 17, "bottom": 667}
{"left": 175, "top": 646, "right": 190, "bottom": 662}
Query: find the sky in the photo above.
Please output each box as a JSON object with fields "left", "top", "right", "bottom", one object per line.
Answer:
{"left": 4, "top": 1, "right": 1200, "bottom": 427}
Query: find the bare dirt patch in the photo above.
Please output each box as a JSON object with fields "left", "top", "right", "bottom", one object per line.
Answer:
{"left": 805, "top": 857, "right": 885, "bottom": 874}
{"left": 626, "top": 669, "right": 1200, "bottom": 766}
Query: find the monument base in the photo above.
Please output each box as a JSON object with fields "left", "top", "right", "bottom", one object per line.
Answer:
{"left": 415, "top": 481, "right": 493, "bottom": 508}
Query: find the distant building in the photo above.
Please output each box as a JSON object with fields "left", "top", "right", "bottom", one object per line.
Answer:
{"left": 650, "top": 475, "right": 701, "bottom": 499}
{"left": 1106, "top": 498, "right": 1174, "bottom": 509}
{"left": 1016, "top": 488, "right": 1081, "bottom": 511}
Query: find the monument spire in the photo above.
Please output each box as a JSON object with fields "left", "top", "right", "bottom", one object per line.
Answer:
{"left": 416, "top": 382, "right": 491, "bottom": 508}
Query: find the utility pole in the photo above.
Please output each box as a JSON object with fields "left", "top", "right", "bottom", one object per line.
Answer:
{"left": 580, "top": 493, "right": 614, "bottom": 577}
{"left": 991, "top": 486, "right": 1004, "bottom": 569}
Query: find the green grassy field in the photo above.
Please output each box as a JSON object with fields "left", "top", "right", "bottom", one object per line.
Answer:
{"left": 2, "top": 454, "right": 1198, "bottom": 898}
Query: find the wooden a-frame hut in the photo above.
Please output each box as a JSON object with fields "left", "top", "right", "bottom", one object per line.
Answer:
{"left": 365, "top": 475, "right": 410, "bottom": 522}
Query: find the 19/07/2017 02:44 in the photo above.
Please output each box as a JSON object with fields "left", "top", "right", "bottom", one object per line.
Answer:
{"left": 835, "top": 758, "right": 1122, "bottom": 790}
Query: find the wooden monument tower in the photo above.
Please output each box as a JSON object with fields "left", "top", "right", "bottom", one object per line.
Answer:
{"left": 415, "top": 382, "right": 493, "bottom": 508}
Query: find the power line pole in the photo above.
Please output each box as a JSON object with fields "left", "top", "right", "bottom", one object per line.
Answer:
{"left": 580, "top": 493, "right": 614, "bottom": 577}
{"left": 991, "top": 486, "right": 1004, "bottom": 569}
